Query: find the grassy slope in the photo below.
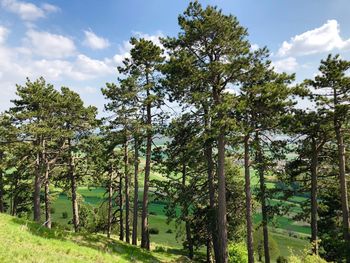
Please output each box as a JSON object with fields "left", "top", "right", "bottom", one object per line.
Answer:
{"left": 0, "top": 213, "right": 188, "bottom": 263}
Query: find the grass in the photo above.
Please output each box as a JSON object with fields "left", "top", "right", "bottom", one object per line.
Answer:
{"left": 0, "top": 213, "right": 188, "bottom": 263}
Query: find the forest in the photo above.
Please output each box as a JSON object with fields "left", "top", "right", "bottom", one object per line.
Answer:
{"left": 0, "top": 1, "right": 349, "bottom": 263}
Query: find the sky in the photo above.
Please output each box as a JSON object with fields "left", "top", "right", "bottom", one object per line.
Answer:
{"left": 1, "top": 0, "right": 350, "bottom": 114}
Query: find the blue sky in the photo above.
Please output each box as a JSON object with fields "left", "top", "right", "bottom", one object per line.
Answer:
{"left": 1, "top": 0, "right": 350, "bottom": 113}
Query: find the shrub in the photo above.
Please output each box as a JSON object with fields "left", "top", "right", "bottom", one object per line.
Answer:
{"left": 50, "top": 207, "right": 55, "bottom": 214}
{"left": 166, "top": 229, "right": 173, "bottom": 234}
{"left": 287, "top": 249, "right": 327, "bottom": 263}
{"left": 62, "top": 212, "right": 68, "bottom": 219}
{"left": 228, "top": 243, "right": 248, "bottom": 263}
{"left": 154, "top": 246, "right": 166, "bottom": 252}
{"left": 277, "top": 256, "right": 288, "bottom": 263}
{"left": 149, "top": 211, "right": 157, "bottom": 215}
{"left": 149, "top": 228, "right": 159, "bottom": 235}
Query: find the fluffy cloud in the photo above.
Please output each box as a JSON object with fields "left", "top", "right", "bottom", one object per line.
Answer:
{"left": 25, "top": 30, "right": 76, "bottom": 58}
{"left": 1, "top": 0, "right": 59, "bottom": 21}
{"left": 277, "top": 20, "right": 350, "bottom": 57}
{"left": 0, "top": 27, "right": 164, "bottom": 112}
{"left": 83, "top": 30, "right": 110, "bottom": 50}
{"left": 272, "top": 57, "right": 298, "bottom": 72}
{"left": 0, "top": 26, "right": 9, "bottom": 44}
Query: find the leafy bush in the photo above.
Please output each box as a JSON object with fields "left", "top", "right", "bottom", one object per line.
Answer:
{"left": 62, "top": 212, "right": 68, "bottom": 219}
{"left": 149, "top": 211, "right": 157, "bottom": 215}
{"left": 166, "top": 229, "right": 173, "bottom": 234}
{"left": 277, "top": 256, "right": 288, "bottom": 263}
{"left": 50, "top": 207, "right": 55, "bottom": 214}
{"left": 149, "top": 228, "right": 159, "bottom": 235}
{"left": 228, "top": 243, "right": 248, "bottom": 263}
{"left": 287, "top": 249, "right": 327, "bottom": 263}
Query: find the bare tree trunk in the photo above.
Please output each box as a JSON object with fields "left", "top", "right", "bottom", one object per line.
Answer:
{"left": 332, "top": 91, "right": 350, "bottom": 261}
{"left": 44, "top": 162, "right": 51, "bottom": 229}
{"left": 182, "top": 163, "right": 194, "bottom": 259}
{"left": 12, "top": 176, "right": 18, "bottom": 216}
{"left": 256, "top": 132, "right": 270, "bottom": 263}
{"left": 124, "top": 136, "right": 130, "bottom": 243}
{"left": 69, "top": 139, "right": 79, "bottom": 232}
{"left": 206, "top": 239, "right": 213, "bottom": 263}
{"left": 0, "top": 166, "right": 4, "bottom": 213}
{"left": 33, "top": 139, "right": 41, "bottom": 222}
{"left": 119, "top": 171, "right": 124, "bottom": 241}
{"left": 310, "top": 139, "right": 319, "bottom": 255}
{"left": 217, "top": 131, "right": 228, "bottom": 263}
{"left": 141, "top": 88, "right": 151, "bottom": 250}
{"left": 203, "top": 105, "right": 219, "bottom": 259}
{"left": 213, "top": 88, "right": 228, "bottom": 263}
{"left": 132, "top": 136, "right": 139, "bottom": 245}
{"left": 244, "top": 135, "right": 254, "bottom": 263}
{"left": 335, "top": 123, "right": 350, "bottom": 245}
{"left": 107, "top": 170, "right": 113, "bottom": 238}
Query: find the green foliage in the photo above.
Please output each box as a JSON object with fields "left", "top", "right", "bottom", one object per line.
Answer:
{"left": 62, "top": 212, "right": 68, "bottom": 219}
{"left": 228, "top": 243, "right": 248, "bottom": 263}
{"left": 287, "top": 249, "right": 327, "bottom": 263}
{"left": 149, "top": 227, "right": 160, "bottom": 235}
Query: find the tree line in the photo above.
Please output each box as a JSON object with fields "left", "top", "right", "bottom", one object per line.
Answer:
{"left": 0, "top": 2, "right": 349, "bottom": 263}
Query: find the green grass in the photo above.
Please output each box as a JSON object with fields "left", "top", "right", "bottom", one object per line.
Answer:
{"left": 0, "top": 213, "right": 188, "bottom": 263}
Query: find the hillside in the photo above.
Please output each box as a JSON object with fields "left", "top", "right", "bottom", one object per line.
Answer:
{"left": 0, "top": 213, "right": 188, "bottom": 263}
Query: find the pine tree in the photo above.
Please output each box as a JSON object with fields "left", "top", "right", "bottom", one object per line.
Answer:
{"left": 305, "top": 54, "right": 350, "bottom": 256}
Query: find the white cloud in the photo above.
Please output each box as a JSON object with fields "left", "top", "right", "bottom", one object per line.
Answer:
{"left": 25, "top": 30, "right": 76, "bottom": 58}
{"left": 277, "top": 20, "right": 350, "bottom": 57}
{"left": 0, "top": 26, "right": 9, "bottom": 44}
{"left": 83, "top": 30, "right": 110, "bottom": 50}
{"left": 272, "top": 57, "right": 298, "bottom": 73}
{"left": 1, "top": 0, "right": 59, "bottom": 21}
{"left": 250, "top": 43, "right": 259, "bottom": 51}
{"left": 41, "top": 3, "right": 60, "bottom": 13}
{"left": 0, "top": 29, "right": 164, "bottom": 112}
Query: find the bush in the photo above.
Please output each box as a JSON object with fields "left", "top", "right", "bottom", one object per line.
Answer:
{"left": 62, "top": 212, "right": 68, "bottom": 219}
{"left": 228, "top": 243, "right": 248, "bottom": 263}
{"left": 166, "top": 229, "right": 173, "bottom": 234}
{"left": 149, "top": 211, "right": 157, "bottom": 215}
{"left": 149, "top": 228, "right": 159, "bottom": 235}
{"left": 50, "top": 207, "right": 55, "bottom": 214}
{"left": 277, "top": 256, "right": 288, "bottom": 263}
{"left": 287, "top": 249, "right": 327, "bottom": 263}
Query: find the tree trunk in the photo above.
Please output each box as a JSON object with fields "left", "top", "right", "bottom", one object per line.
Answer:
{"left": 132, "top": 136, "right": 139, "bottom": 245}
{"left": 124, "top": 136, "right": 130, "bottom": 243}
{"left": 213, "top": 88, "right": 228, "bottom": 263}
{"left": 107, "top": 170, "right": 113, "bottom": 238}
{"left": 217, "top": 131, "right": 228, "bottom": 263}
{"left": 310, "top": 139, "right": 319, "bottom": 254}
{"left": 206, "top": 239, "right": 213, "bottom": 263}
{"left": 69, "top": 139, "right": 79, "bottom": 232}
{"left": 141, "top": 88, "right": 151, "bottom": 250}
{"left": 334, "top": 123, "right": 350, "bottom": 245}
{"left": 33, "top": 143, "right": 41, "bottom": 222}
{"left": 0, "top": 165, "right": 4, "bottom": 213}
{"left": 182, "top": 163, "right": 194, "bottom": 259}
{"left": 119, "top": 171, "right": 124, "bottom": 241}
{"left": 256, "top": 132, "right": 270, "bottom": 263}
{"left": 44, "top": 162, "right": 51, "bottom": 229}
{"left": 244, "top": 135, "right": 255, "bottom": 263}
{"left": 203, "top": 105, "right": 219, "bottom": 259}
